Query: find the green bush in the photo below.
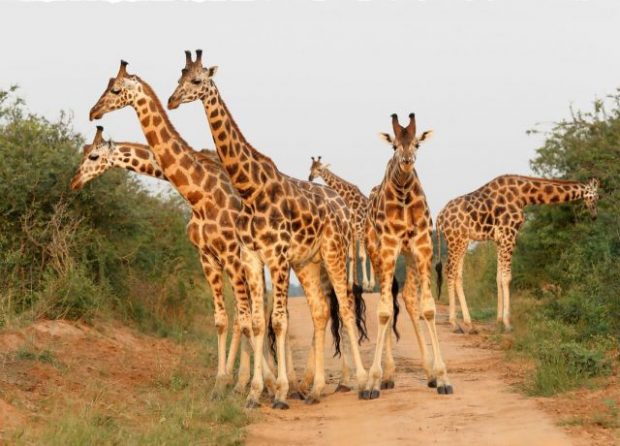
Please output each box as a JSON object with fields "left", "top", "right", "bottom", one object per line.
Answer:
{"left": 0, "top": 87, "right": 203, "bottom": 331}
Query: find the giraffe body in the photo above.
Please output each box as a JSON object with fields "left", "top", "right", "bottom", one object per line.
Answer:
{"left": 363, "top": 113, "right": 453, "bottom": 399}
{"left": 436, "top": 174, "right": 600, "bottom": 332}
{"left": 309, "top": 157, "right": 376, "bottom": 290}
{"left": 88, "top": 65, "right": 280, "bottom": 398}
{"left": 168, "top": 51, "right": 367, "bottom": 408}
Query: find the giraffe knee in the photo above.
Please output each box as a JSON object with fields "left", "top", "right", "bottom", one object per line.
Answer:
{"left": 215, "top": 318, "right": 228, "bottom": 335}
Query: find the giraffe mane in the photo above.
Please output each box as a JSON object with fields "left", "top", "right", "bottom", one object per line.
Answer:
{"left": 502, "top": 174, "right": 585, "bottom": 185}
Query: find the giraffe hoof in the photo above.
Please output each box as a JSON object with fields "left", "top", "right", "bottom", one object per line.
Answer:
{"left": 369, "top": 389, "right": 380, "bottom": 399}
{"left": 359, "top": 390, "right": 371, "bottom": 400}
{"left": 288, "top": 391, "right": 305, "bottom": 400}
{"left": 427, "top": 378, "right": 437, "bottom": 388}
{"left": 272, "top": 400, "right": 290, "bottom": 410}
{"left": 437, "top": 385, "right": 454, "bottom": 395}
{"left": 453, "top": 324, "right": 465, "bottom": 334}
{"left": 304, "top": 396, "right": 320, "bottom": 405}
{"left": 245, "top": 399, "right": 261, "bottom": 409}
{"left": 380, "top": 380, "right": 395, "bottom": 390}
{"left": 335, "top": 384, "right": 351, "bottom": 393}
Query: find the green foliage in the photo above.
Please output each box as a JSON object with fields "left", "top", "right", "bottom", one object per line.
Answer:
{"left": 511, "top": 92, "right": 620, "bottom": 395}
{"left": 0, "top": 87, "right": 202, "bottom": 331}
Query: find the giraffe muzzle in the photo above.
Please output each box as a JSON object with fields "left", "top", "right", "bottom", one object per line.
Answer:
{"left": 70, "top": 175, "right": 83, "bottom": 191}
{"left": 167, "top": 96, "right": 180, "bottom": 110}
{"left": 89, "top": 106, "right": 104, "bottom": 121}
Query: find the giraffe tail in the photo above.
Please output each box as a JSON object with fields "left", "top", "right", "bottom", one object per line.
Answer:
{"left": 391, "top": 277, "right": 401, "bottom": 341}
{"left": 434, "top": 224, "right": 444, "bottom": 300}
{"left": 268, "top": 313, "right": 276, "bottom": 361}
{"left": 328, "top": 287, "right": 343, "bottom": 357}
{"left": 352, "top": 283, "right": 368, "bottom": 343}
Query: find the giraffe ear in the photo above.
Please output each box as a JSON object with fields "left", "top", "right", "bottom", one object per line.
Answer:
{"left": 379, "top": 132, "right": 393, "bottom": 145}
{"left": 207, "top": 66, "right": 219, "bottom": 77}
{"left": 419, "top": 130, "right": 434, "bottom": 143}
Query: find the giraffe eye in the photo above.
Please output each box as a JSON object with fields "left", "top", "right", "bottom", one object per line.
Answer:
{"left": 88, "top": 154, "right": 100, "bottom": 161}
{"left": 111, "top": 88, "right": 121, "bottom": 95}
{"left": 191, "top": 79, "right": 202, "bottom": 85}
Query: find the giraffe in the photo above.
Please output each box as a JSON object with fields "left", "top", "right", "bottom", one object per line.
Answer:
{"left": 70, "top": 126, "right": 257, "bottom": 394}
{"left": 435, "top": 174, "right": 600, "bottom": 332}
{"left": 87, "top": 63, "right": 278, "bottom": 401}
{"left": 167, "top": 50, "right": 367, "bottom": 408}
{"left": 308, "top": 157, "right": 376, "bottom": 291}
{"left": 71, "top": 126, "right": 357, "bottom": 401}
{"left": 363, "top": 113, "right": 453, "bottom": 399}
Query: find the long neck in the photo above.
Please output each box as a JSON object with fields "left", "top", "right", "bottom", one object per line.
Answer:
{"left": 320, "top": 168, "right": 351, "bottom": 193}
{"left": 201, "top": 81, "right": 278, "bottom": 202}
{"left": 110, "top": 142, "right": 166, "bottom": 180}
{"left": 515, "top": 176, "right": 588, "bottom": 205}
{"left": 131, "top": 79, "right": 209, "bottom": 205}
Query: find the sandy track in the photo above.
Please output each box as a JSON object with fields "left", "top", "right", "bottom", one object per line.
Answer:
{"left": 247, "top": 293, "right": 573, "bottom": 446}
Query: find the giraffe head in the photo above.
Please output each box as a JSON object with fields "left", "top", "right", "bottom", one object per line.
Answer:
{"left": 379, "top": 113, "right": 433, "bottom": 173}
{"left": 583, "top": 177, "right": 600, "bottom": 219}
{"left": 89, "top": 61, "right": 144, "bottom": 120}
{"left": 167, "top": 50, "right": 218, "bottom": 110}
{"left": 70, "top": 126, "right": 114, "bottom": 190}
{"left": 308, "top": 156, "right": 328, "bottom": 181}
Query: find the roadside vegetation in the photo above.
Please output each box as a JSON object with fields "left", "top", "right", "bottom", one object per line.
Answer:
{"left": 0, "top": 87, "right": 248, "bottom": 443}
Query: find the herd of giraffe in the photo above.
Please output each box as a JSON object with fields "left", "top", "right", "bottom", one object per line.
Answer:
{"left": 70, "top": 50, "right": 600, "bottom": 410}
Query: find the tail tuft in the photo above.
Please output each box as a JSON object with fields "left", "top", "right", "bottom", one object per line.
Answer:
{"left": 328, "top": 287, "right": 342, "bottom": 357}
{"left": 268, "top": 314, "right": 277, "bottom": 361}
{"left": 352, "top": 283, "right": 368, "bottom": 343}
{"left": 391, "top": 277, "right": 401, "bottom": 341}
{"left": 435, "top": 261, "right": 443, "bottom": 300}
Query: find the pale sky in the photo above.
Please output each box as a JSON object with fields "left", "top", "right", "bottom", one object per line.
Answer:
{"left": 2, "top": 0, "right": 619, "bottom": 219}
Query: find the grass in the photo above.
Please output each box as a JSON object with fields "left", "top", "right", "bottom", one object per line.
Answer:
{"left": 559, "top": 399, "right": 620, "bottom": 429}
{"left": 3, "top": 284, "right": 252, "bottom": 445}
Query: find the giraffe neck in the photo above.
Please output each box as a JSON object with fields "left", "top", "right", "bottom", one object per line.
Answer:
{"left": 131, "top": 78, "right": 206, "bottom": 202}
{"left": 319, "top": 168, "right": 354, "bottom": 195}
{"left": 514, "top": 176, "right": 588, "bottom": 205}
{"left": 110, "top": 142, "right": 166, "bottom": 180}
{"left": 201, "top": 81, "right": 279, "bottom": 202}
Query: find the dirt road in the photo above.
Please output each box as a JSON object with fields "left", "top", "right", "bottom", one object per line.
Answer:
{"left": 247, "top": 293, "right": 574, "bottom": 446}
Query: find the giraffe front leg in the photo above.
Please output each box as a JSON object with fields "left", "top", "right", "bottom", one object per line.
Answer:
{"left": 234, "top": 334, "right": 251, "bottom": 394}
{"left": 497, "top": 241, "right": 515, "bottom": 332}
{"left": 381, "top": 330, "right": 396, "bottom": 390}
{"left": 285, "top": 333, "right": 304, "bottom": 400}
{"left": 337, "top": 324, "right": 355, "bottom": 392}
{"left": 401, "top": 253, "right": 434, "bottom": 387}
{"left": 269, "top": 262, "right": 291, "bottom": 409}
{"left": 414, "top": 240, "right": 453, "bottom": 395}
{"left": 363, "top": 244, "right": 397, "bottom": 400}
{"left": 241, "top": 249, "right": 268, "bottom": 408}
{"left": 496, "top": 261, "right": 504, "bottom": 326}
{"left": 295, "top": 260, "right": 330, "bottom": 405}
{"left": 446, "top": 242, "right": 467, "bottom": 332}
{"left": 455, "top": 255, "right": 476, "bottom": 334}
{"left": 200, "top": 256, "right": 231, "bottom": 397}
